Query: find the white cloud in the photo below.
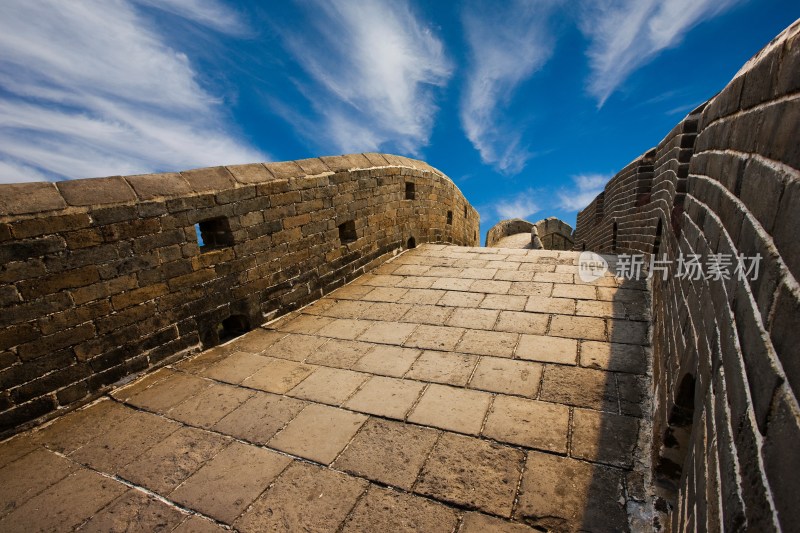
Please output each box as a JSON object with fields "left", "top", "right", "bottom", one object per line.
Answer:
{"left": 580, "top": 0, "right": 741, "bottom": 106}
{"left": 460, "top": 0, "right": 561, "bottom": 175}
{"left": 277, "top": 0, "right": 452, "bottom": 155}
{"left": 558, "top": 173, "right": 610, "bottom": 211}
{"left": 493, "top": 191, "right": 541, "bottom": 220}
{"left": 132, "top": 0, "right": 246, "bottom": 35}
{"left": 0, "top": 0, "right": 264, "bottom": 184}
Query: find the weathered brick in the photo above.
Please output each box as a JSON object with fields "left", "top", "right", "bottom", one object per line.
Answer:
{"left": 181, "top": 166, "right": 236, "bottom": 192}
{"left": 17, "top": 323, "right": 95, "bottom": 361}
{"left": 125, "top": 172, "right": 192, "bottom": 200}
{"left": 57, "top": 176, "right": 135, "bottom": 206}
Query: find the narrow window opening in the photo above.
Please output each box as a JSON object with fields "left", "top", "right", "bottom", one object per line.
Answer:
{"left": 407, "top": 236, "right": 416, "bottom": 249}
{"left": 464, "top": 206, "right": 468, "bottom": 218}
{"left": 446, "top": 211, "right": 453, "bottom": 225}
{"left": 217, "top": 314, "right": 250, "bottom": 343}
{"left": 405, "top": 182, "right": 415, "bottom": 200}
{"left": 612, "top": 221, "right": 618, "bottom": 252}
{"left": 653, "top": 219, "right": 663, "bottom": 258}
{"left": 338, "top": 220, "right": 357, "bottom": 244}
{"left": 196, "top": 217, "right": 233, "bottom": 251}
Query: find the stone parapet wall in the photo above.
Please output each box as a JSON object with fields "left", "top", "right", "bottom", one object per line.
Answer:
{"left": 533, "top": 217, "right": 574, "bottom": 251}
{"left": 574, "top": 21, "right": 799, "bottom": 532}
{"left": 485, "top": 218, "right": 534, "bottom": 247}
{"left": 0, "top": 153, "right": 479, "bottom": 435}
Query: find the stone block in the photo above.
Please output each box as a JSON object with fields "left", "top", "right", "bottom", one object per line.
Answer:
{"left": 180, "top": 166, "right": 235, "bottom": 192}
{"left": 0, "top": 183, "right": 66, "bottom": 215}
{"left": 57, "top": 176, "right": 135, "bottom": 206}
{"left": 125, "top": 172, "right": 191, "bottom": 199}
{"left": 483, "top": 395, "right": 569, "bottom": 452}
{"left": 407, "top": 384, "right": 491, "bottom": 435}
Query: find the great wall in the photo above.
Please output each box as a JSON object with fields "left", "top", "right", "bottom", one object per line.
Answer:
{"left": 0, "top": 18, "right": 797, "bottom": 533}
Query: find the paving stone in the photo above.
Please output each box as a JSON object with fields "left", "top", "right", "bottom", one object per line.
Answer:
{"left": 0, "top": 469, "right": 127, "bottom": 532}
{"left": 405, "top": 350, "right": 478, "bottom": 386}
{"left": 469, "top": 358, "right": 542, "bottom": 397}
{"left": 479, "top": 294, "right": 528, "bottom": 311}
{"left": 416, "top": 432, "right": 524, "bottom": 517}
{"left": 539, "top": 365, "right": 618, "bottom": 412}
{"left": 483, "top": 395, "right": 569, "bottom": 453}
{"left": 571, "top": 408, "right": 639, "bottom": 469}
{"left": 494, "top": 310, "right": 548, "bottom": 335}
{"left": 79, "top": 490, "right": 185, "bottom": 533}
{"left": 515, "top": 451, "right": 628, "bottom": 531}
{"left": 363, "top": 286, "right": 410, "bottom": 302}
{"left": 360, "top": 302, "right": 412, "bottom": 321}
{"left": 617, "top": 373, "right": 647, "bottom": 417}
{"left": 608, "top": 319, "right": 649, "bottom": 345}
{"left": 316, "top": 318, "right": 373, "bottom": 340}
{"left": 525, "top": 295, "right": 576, "bottom": 315}
{"left": 460, "top": 267, "right": 497, "bottom": 279}
{"left": 357, "top": 320, "right": 417, "bottom": 344}
{"left": 407, "top": 384, "right": 492, "bottom": 435}
{"left": 321, "top": 300, "right": 374, "bottom": 319}
{"left": 110, "top": 368, "right": 175, "bottom": 402}
{"left": 508, "top": 281, "right": 551, "bottom": 296}
{"left": 580, "top": 341, "right": 647, "bottom": 374}
{"left": 127, "top": 372, "right": 210, "bottom": 413}
{"left": 456, "top": 329, "right": 519, "bottom": 358}
{"left": 343, "top": 376, "right": 425, "bottom": 419}
{"left": 167, "top": 382, "right": 254, "bottom": 428}
{"left": 226, "top": 328, "right": 285, "bottom": 353}
{"left": 400, "top": 304, "right": 454, "bottom": 324}
{"left": 331, "top": 284, "right": 375, "bottom": 300}
{"left": 549, "top": 315, "right": 607, "bottom": 341}
{"left": 286, "top": 367, "right": 368, "bottom": 405}
{"left": 471, "top": 279, "right": 512, "bottom": 294}
{"left": 31, "top": 399, "right": 132, "bottom": 454}
{"left": 431, "top": 277, "right": 474, "bottom": 291}
{"left": 333, "top": 418, "right": 438, "bottom": 489}
{"left": 0, "top": 448, "right": 78, "bottom": 517}
{"left": 269, "top": 404, "right": 368, "bottom": 464}
{"left": 306, "top": 339, "right": 374, "bottom": 368}
{"left": 398, "top": 288, "right": 447, "bottom": 305}
{"left": 261, "top": 333, "right": 328, "bottom": 361}
{"left": 172, "top": 516, "right": 228, "bottom": 533}
{"left": 437, "top": 291, "right": 485, "bottom": 308}
{"left": 277, "top": 314, "right": 335, "bottom": 334}
{"left": 351, "top": 345, "right": 421, "bottom": 377}
{"left": 234, "top": 462, "right": 367, "bottom": 532}
{"left": 241, "top": 357, "right": 314, "bottom": 394}
{"left": 460, "top": 512, "right": 540, "bottom": 532}
{"left": 551, "top": 284, "right": 596, "bottom": 300}
{"left": 202, "top": 352, "right": 269, "bottom": 384}
{"left": 516, "top": 334, "right": 578, "bottom": 365}
{"left": 70, "top": 410, "right": 181, "bottom": 472}
{"left": 596, "top": 286, "right": 643, "bottom": 302}
{"left": 119, "top": 427, "right": 229, "bottom": 494}
{"left": 171, "top": 441, "right": 291, "bottom": 524}
{"left": 446, "top": 307, "right": 499, "bottom": 329}
{"left": 0, "top": 435, "right": 37, "bottom": 470}
{"left": 576, "top": 300, "right": 626, "bottom": 319}
{"left": 405, "top": 324, "right": 465, "bottom": 351}
{"left": 494, "top": 270, "right": 538, "bottom": 281}
{"left": 342, "top": 485, "right": 459, "bottom": 533}
{"left": 213, "top": 392, "right": 306, "bottom": 444}
{"left": 395, "top": 275, "right": 436, "bottom": 288}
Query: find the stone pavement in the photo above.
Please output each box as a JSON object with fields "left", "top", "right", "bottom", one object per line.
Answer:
{"left": 0, "top": 244, "right": 652, "bottom": 532}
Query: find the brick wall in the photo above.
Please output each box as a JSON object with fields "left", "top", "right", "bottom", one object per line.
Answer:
{"left": 533, "top": 217, "right": 574, "bottom": 251}
{"left": 574, "top": 21, "right": 799, "bottom": 531}
{"left": 0, "top": 153, "right": 479, "bottom": 436}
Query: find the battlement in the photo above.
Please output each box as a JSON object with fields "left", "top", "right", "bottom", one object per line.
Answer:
{"left": 0, "top": 153, "right": 479, "bottom": 435}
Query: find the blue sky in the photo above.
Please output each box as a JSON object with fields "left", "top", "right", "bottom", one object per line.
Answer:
{"left": 0, "top": 1, "right": 797, "bottom": 241}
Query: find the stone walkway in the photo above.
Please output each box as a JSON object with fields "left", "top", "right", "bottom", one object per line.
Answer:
{"left": 0, "top": 244, "right": 652, "bottom": 532}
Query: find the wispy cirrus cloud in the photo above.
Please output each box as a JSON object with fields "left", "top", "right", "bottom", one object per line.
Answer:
{"left": 0, "top": 0, "right": 264, "bottom": 184}
{"left": 460, "top": 0, "right": 562, "bottom": 175}
{"left": 558, "top": 173, "right": 610, "bottom": 211}
{"left": 276, "top": 0, "right": 452, "bottom": 155}
{"left": 493, "top": 191, "right": 541, "bottom": 220}
{"left": 580, "top": 0, "right": 742, "bottom": 106}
